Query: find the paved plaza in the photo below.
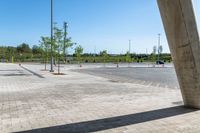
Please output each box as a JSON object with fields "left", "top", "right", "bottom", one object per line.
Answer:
{"left": 0, "top": 63, "right": 199, "bottom": 133}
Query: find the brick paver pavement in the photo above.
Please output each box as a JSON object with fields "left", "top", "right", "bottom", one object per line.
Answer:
{"left": 0, "top": 63, "right": 199, "bottom": 133}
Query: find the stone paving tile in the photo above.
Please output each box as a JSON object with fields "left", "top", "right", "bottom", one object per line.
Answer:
{"left": 0, "top": 63, "right": 199, "bottom": 133}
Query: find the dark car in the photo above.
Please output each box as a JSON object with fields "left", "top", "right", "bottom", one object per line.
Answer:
{"left": 156, "top": 60, "right": 165, "bottom": 65}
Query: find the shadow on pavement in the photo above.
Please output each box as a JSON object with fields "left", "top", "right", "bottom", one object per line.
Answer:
{"left": 16, "top": 106, "right": 197, "bottom": 133}
{"left": 1, "top": 74, "right": 31, "bottom": 76}
{"left": 0, "top": 69, "right": 22, "bottom": 71}
{"left": 20, "top": 66, "right": 45, "bottom": 78}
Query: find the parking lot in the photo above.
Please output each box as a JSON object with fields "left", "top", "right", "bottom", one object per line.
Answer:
{"left": 1, "top": 63, "right": 200, "bottom": 133}
{"left": 73, "top": 66, "right": 179, "bottom": 89}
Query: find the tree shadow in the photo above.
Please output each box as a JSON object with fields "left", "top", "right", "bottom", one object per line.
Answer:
{"left": 0, "top": 69, "right": 29, "bottom": 76}
{"left": 16, "top": 106, "right": 198, "bottom": 133}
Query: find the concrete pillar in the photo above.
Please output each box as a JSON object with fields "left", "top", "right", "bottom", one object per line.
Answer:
{"left": 157, "top": 0, "right": 200, "bottom": 108}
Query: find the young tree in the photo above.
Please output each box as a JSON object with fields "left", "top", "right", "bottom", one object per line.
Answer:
{"left": 40, "top": 37, "right": 51, "bottom": 70}
{"left": 63, "top": 37, "right": 74, "bottom": 63}
{"left": 100, "top": 50, "right": 108, "bottom": 67}
{"left": 75, "top": 45, "right": 83, "bottom": 67}
{"left": 54, "top": 27, "right": 65, "bottom": 74}
{"left": 54, "top": 27, "right": 64, "bottom": 59}
{"left": 126, "top": 51, "right": 132, "bottom": 67}
{"left": 62, "top": 22, "right": 76, "bottom": 63}
{"left": 39, "top": 21, "right": 75, "bottom": 70}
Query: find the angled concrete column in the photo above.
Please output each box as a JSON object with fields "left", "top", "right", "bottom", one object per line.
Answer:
{"left": 157, "top": 0, "right": 200, "bottom": 108}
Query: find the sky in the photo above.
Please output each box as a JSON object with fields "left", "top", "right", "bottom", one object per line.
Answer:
{"left": 0, "top": 0, "right": 200, "bottom": 54}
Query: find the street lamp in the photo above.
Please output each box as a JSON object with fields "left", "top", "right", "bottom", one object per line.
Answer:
{"left": 129, "top": 40, "right": 131, "bottom": 53}
{"left": 63, "top": 22, "right": 68, "bottom": 63}
{"left": 50, "top": 0, "right": 54, "bottom": 72}
{"left": 157, "top": 33, "right": 161, "bottom": 61}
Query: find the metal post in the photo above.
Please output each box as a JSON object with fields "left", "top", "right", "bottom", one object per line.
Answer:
{"left": 63, "top": 22, "right": 68, "bottom": 63}
{"left": 50, "top": 0, "right": 54, "bottom": 72}
{"left": 157, "top": 33, "right": 161, "bottom": 61}
{"left": 58, "top": 49, "right": 60, "bottom": 74}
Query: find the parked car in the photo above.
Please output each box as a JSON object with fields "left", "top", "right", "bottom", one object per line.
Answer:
{"left": 156, "top": 60, "right": 165, "bottom": 65}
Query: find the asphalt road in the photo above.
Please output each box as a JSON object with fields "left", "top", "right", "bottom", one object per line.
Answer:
{"left": 74, "top": 67, "right": 179, "bottom": 89}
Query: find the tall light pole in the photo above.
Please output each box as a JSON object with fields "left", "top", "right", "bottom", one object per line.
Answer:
{"left": 50, "top": 0, "right": 54, "bottom": 72}
{"left": 94, "top": 45, "right": 96, "bottom": 56}
{"left": 157, "top": 33, "right": 161, "bottom": 61}
{"left": 63, "top": 22, "right": 68, "bottom": 63}
{"left": 129, "top": 40, "right": 131, "bottom": 53}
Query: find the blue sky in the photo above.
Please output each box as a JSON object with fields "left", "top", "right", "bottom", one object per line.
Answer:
{"left": 0, "top": 0, "right": 200, "bottom": 54}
